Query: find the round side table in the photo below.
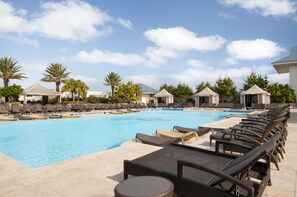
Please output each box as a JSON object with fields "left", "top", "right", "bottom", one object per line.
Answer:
{"left": 114, "top": 176, "right": 174, "bottom": 197}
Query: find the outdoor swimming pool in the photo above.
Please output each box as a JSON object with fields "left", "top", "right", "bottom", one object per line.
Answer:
{"left": 0, "top": 110, "right": 247, "bottom": 168}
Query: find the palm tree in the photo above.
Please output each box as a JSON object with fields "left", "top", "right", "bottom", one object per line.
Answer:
{"left": 62, "top": 79, "right": 89, "bottom": 101}
{"left": 62, "top": 79, "right": 77, "bottom": 101}
{"left": 76, "top": 80, "right": 89, "bottom": 101}
{"left": 104, "top": 72, "right": 122, "bottom": 96}
{"left": 41, "top": 63, "right": 70, "bottom": 92}
{"left": 0, "top": 57, "right": 27, "bottom": 87}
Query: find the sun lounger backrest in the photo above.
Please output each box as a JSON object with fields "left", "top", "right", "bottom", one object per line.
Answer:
{"left": 207, "top": 133, "right": 280, "bottom": 186}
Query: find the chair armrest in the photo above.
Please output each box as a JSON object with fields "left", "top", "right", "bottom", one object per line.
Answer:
{"left": 228, "top": 127, "right": 263, "bottom": 138}
{"left": 220, "top": 131, "right": 262, "bottom": 145}
{"left": 215, "top": 139, "right": 254, "bottom": 153}
{"left": 177, "top": 160, "right": 254, "bottom": 197}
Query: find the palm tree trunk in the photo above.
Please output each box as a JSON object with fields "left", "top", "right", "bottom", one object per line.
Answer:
{"left": 56, "top": 82, "right": 60, "bottom": 92}
{"left": 56, "top": 82, "right": 60, "bottom": 101}
{"left": 111, "top": 86, "right": 115, "bottom": 96}
{"left": 72, "top": 92, "right": 75, "bottom": 101}
{"left": 3, "top": 79, "right": 9, "bottom": 87}
{"left": 3, "top": 79, "right": 9, "bottom": 102}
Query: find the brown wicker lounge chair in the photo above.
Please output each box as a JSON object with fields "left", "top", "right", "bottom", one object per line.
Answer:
{"left": 123, "top": 133, "right": 280, "bottom": 197}
{"left": 136, "top": 133, "right": 181, "bottom": 146}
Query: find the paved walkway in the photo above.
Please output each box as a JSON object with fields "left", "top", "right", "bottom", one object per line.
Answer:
{"left": 0, "top": 110, "right": 296, "bottom": 196}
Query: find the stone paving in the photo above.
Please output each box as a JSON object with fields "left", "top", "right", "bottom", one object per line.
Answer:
{"left": 0, "top": 110, "right": 296, "bottom": 197}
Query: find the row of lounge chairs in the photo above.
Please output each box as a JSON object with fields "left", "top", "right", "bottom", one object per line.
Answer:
{"left": 0, "top": 103, "right": 147, "bottom": 115}
{"left": 198, "top": 103, "right": 292, "bottom": 110}
{"left": 123, "top": 105, "right": 290, "bottom": 196}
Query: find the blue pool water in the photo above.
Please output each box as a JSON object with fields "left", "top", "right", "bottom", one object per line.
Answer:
{"left": 0, "top": 110, "right": 247, "bottom": 168}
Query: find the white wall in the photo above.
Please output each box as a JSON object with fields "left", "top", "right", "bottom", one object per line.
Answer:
{"left": 289, "top": 65, "right": 297, "bottom": 97}
{"left": 141, "top": 94, "right": 154, "bottom": 103}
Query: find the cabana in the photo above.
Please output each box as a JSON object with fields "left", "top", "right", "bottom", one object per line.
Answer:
{"left": 22, "top": 83, "right": 61, "bottom": 104}
{"left": 154, "top": 89, "right": 174, "bottom": 107}
{"left": 195, "top": 87, "right": 219, "bottom": 106}
{"left": 240, "top": 85, "right": 270, "bottom": 107}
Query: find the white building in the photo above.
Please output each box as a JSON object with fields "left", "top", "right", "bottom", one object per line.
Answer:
{"left": 272, "top": 46, "right": 297, "bottom": 98}
{"left": 137, "top": 83, "right": 158, "bottom": 104}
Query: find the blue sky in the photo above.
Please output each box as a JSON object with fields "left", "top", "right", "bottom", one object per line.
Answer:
{"left": 0, "top": 0, "right": 296, "bottom": 92}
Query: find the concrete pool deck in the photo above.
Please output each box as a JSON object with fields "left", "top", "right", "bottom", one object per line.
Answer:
{"left": 0, "top": 110, "right": 296, "bottom": 196}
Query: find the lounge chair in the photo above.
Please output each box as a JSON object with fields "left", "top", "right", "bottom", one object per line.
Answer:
{"left": 30, "top": 114, "right": 48, "bottom": 120}
{"left": 111, "top": 111, "right": 124, "bottom": 115}
{"left": 15, "top": 114, "right": 33, "bottom": 120}
{"left": 136, "top": 133, "right": 181, "bottom": 146}
{"left": 0, "top": 115, "right": 18, "bottom": 121}
{"left": 215, "top": 116, "right": 287, "bottom": 170}
{"left": 61, "top": 113, "right": 80, "bottom": 118}
{"left": 23, "top": 104, "right": 33, "bottom": 114}
{"left": 0, "top": 105, "right": 9, "bottom": 115}
{"left": 123, "top": 133, "right": 280, "bottom": 197}
{"left": 173, "top": 126, "right": 211, "bottom": 136}
{"left": 156, "top": 129, "right": 198, "bottom": 144}
{"left": 48, "top": 114, "right": 63, "bottom": 119}
{"left": 11, "top": 104, "right": 23, "bottom": 114}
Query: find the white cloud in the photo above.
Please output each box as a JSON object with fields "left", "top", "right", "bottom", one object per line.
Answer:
{"left": 142, "top": 27, "right": 226, "bottom": 67}
{"left": 219, "top": 0, "right": 297, "bottom": 17}
{"left": 1, "top": 35, "right": 39, "bottom": 47}
{"left": 72, "top": 75, "right": 97, "bottom": 84}
{"left": 117, "top": 18, "right": 133, "bottom": 30}
{"left": 186, "top": 59, "right": 207, "bottom": 69}
{"left": 144, "top": 27, "right": 226, "bottom": 52}
{"left": 73, "top": 49, "right": 146, "bottom": 66}
{"left": 29, "top": 0, "right": 112, "bottom": 42}
{"left": 144, "top": 47, "right": 178, "bottom": 67}
{"left": 0, "top": 0, "right": 135, "bottom": 44}
{"left": 218, "top": 12, "right": 236, "bottom": 19}
{"left": 21, "top": 62, "right": 46, "bottom": 71}
{"left": 0, "top": 1, "right": 28, "bottom": 34}
{"left": 267, "top": 73, "right": 289, "bottom": 84}
{"left": 226, "top": 39, "right": 285, "bottom": 61}
{"left": 225, "top": 57, "right": 238, "bottom": 65}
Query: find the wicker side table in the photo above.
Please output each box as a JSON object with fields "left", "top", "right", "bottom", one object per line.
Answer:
{"left": 114, "top": 176, "right": 174, "bottom": 197}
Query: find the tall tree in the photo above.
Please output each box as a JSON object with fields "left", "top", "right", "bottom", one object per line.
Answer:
{"left": 267, "top": 83, "right": 296, "bottom": 103}
{"left": 195, "top": 81, "right": 212, "bottom": 93}
{"left": 0, "top": 84, "right": 23, "bottom": 101}
{"left": 41, "top": 63, "right": 70, "bottom": 92}
{"left": 115, "top": 81, "right": 142, "bottom": 102}
{"left": 175, "top": 83, "right": 193, "bottom": 101}
{"left": 214, "top": 76, "right": 237, "bottom": 102}
{"left": 0, "top": 57, "right": 26, "bottom": 87}
{"left": 243, "top": 72, "right": 269, "bottom": 91}
{"left": 104, "top": 72, "right": 122, "bottom": 96}
{"left": 159, "top": 83, "right": 176, "bottom": 96}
